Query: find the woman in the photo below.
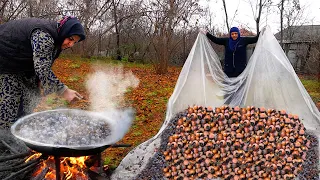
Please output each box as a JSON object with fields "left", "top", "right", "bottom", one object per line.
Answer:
{"left": 203, "top": 27, "right": 259, "bottom": 77}
{"left": 0, "top": 16, "right": 86, "bottom": 128}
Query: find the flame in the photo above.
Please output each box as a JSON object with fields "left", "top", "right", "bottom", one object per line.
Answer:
{"left": 66, "top": 156, "right": 88, "bottom": 169}
{"left": 30, "top": 153, "right": 90, "bottom": 180}
{"left": 25, "top": 152, "right": 42, "bottom": 162}
{"left": 61, "top": 156, "right": 88, "bottom": 179}
{"left": 45, "top": 171, "right": 55, "bottom": 179}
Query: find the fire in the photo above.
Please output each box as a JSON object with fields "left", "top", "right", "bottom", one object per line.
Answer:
{"left": 61, "top": 156, "right": 88, "bottom": 179}
{"left": 25, "top": 152, "right": 42, "bottom": 162}
{"left": 30, "top": 154, "right": 90, "bottom": 180}
{"left": 66, "top": 156, "right": 88, "bottom": 169}
{"left": 45, "top": 171, "right": 55, "bottom": 179}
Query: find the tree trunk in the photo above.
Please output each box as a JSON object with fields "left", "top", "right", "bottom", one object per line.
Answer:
{"left": 300, "top": 43, "right": 311, "bottom": 74}
{"left": 318, "top": 59, "right": 320, "bottom": 82}
{"left": 81, "top": 28, "right": 90, "bottom": 58}
{"left": 98, "top": 33, "right": 102, "bottom": 55}
{"left": 284, "top": 43, "right": 290, "bottom": 56}
{"left": 154, "top": 0, "right": 174, "bottom": 74}
{"left": 256, "top": 0, "right": 263, "bottom": 33}
{"left": 222, "top": 0, "right": 229, "bottom": 31}
{"left": 158, "top": 55, "right": 168, "bottom": 74}
{"left": 155, "top": 35, "right": 168, "bottom": 74}
{"left": 28, "top": 0, "right": 33, "bottom": 17}
{"left": 183, "top": 32, "right": 186, "bottom": 62}
{"left": 113, "top": 0, "right": 121, "bottom": 60}
{"left": 318, "top": 45, "right": 320, "bottom": 82}
{"left": 81, "top": 0, "right": 91, "bottom": 58}
{"left": 280, "top": 0, "right": 284, "bottom": 49}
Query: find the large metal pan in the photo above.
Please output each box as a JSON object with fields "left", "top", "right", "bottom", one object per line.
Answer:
{"left": 11, "top": 109, "right": 133, "bottom": 157}
{"left": 23, "top": 142, "right": 131, "bottom": 157}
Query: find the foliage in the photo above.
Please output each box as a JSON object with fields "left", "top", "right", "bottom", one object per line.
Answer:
{"left": 300, "top": 76, "right": 320, "bottom": 102}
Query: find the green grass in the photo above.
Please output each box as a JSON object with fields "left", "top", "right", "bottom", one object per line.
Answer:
{"left": 44, "top": 95, "right": 68, "bottom": 109}
{"left": 135, "top": 115, "right": 146, "bottom": 122}
{"left": 162, "top": 97, "right": 169, "bottom": 103}
{"left": 70, "top": 63, "right": 81, "bottom": 68}
{"left": 132, "top": 131, "right": 143, "bottom": 137}
{"left": 300, "top": 78, "right": 320, "bottom": 103}
{"left": 131, "top": 125, "right": 139, "bottom": 129}
{"left": 68, "top": 76, "right": 80, "bottom": 82}
{"left": 125, "top": 87, "right": 134, "bottom": 93}
{"left": 133, "top": 140, "right": 142, "bottom": 146}
{"left": 59, "top": 54, "right": 90, "bottom": 61}
{"left": 146, "top": 91, "right": 158, "bottom": 97}
{"left": 309, "top": 92, "right": 320, "bottom": 103}
{"left": 104, "top": 157, "right": 113, "bottom": 165}
{"left": 145, "top": 99, "right": 153, "bottom": 104}
{"left": 61, "top": 54, "right": 153, "bottom": 69}
{"left": 46, "top": 97, "right": 56, "bottom": 105}
{"left": 301, "top": 79, "right": 320, "bottom": 92}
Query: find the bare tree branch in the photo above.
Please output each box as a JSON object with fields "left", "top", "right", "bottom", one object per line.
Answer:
{"left": 280, "top": 0, "right": 285, "bottom": 48}
{"left": 256, "top": 0, "right": 263, "bottom": 33}
{"left": 230, "top": 0, "right": 240, "bottom": 27}
{"left": 7, "top": 0, "right": 27, "bottom": 20}
{"left": 222, "top": 0, "right": 229, "bottom": 31}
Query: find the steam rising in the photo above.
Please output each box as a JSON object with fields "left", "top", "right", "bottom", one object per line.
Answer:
{"left": 85, "top": 65, "right": 140, "bottom": 143}
{"left": 11, "top": 65, "right": 139, "bottom": 148}
{"left": 86, "top": 65, "right": 139, "bottom": 111}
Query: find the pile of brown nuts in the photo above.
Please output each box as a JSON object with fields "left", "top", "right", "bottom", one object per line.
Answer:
{"left": 163, "top": 105, "right": 312, "bottom": 180}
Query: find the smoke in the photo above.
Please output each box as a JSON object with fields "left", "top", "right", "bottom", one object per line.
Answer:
{"left": 98, "top": 108, "right": 135, "bottom": 145}
{"left": 85, "top": 65, "right": 139, "bottom": 112}
{"left": 85, "top": 65, "right": 139, "bottom": 143}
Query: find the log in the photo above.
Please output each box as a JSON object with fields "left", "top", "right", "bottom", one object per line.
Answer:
{"left": 0, "top": 151, "right": 30, "bottom": 162}
{"left": 2, "top": 158, "right": 26, "bottom": 167}
{"left": 31, "top": 167, "right": 49, "bottom": 180}
{"left": 3, "top": 159, "right": 39, "bottom": 180}
{"left": 0, "top": 156, "right": 40, "bottom": 172}
{"left": 87, "top": 169, "right": 107, "bottom": 180}
{"left": 84, "top": 155, "right": 100, "bottom": 168}
{"left": 1, "top": 140, "right": 19, "bottom": 154}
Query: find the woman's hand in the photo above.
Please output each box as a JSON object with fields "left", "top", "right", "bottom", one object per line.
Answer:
{"left": 61, "top": 88, "right": 83, "bottom": 103}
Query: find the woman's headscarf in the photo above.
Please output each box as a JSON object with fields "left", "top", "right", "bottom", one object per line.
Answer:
{"left": 228, "top": 27, "right": 241, "bottom": 51}
{"left": 57, "top": 16, "right": 86, "bottom": 45}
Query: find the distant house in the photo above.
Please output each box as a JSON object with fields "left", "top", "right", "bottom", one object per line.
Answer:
{"left": 274, "top": 25, "right": 320, "bottom": 74}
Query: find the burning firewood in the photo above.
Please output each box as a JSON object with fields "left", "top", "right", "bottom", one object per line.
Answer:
{"left": 0, "top": 129, "right": 36, "bottom": 180}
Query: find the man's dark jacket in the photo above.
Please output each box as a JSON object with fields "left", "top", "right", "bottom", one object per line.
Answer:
{"left": 206, "top": 33, "right": 259, "bottom": 77}
{"left": 0, "top": 18, "right": 59, "bottom": 74}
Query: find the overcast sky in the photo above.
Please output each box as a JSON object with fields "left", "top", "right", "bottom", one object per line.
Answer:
{"left": 199, "top": 0, "right": 320, "bottom": 34}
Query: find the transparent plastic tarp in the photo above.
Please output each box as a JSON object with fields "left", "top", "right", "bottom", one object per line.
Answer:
{"left": 111, "top": 26, "right": 320, "bottom": 179}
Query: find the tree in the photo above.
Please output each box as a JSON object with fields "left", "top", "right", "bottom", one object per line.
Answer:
{"left": 236, "top": 0, "right": 273, "bottom": 35}
{"left": 112, "top": 0, "right": 121, "bottom": 60}
{"left": 280, "top": 0, "right": 284, "bottom": 48}
{"left": 118, "top": 0, "right": 152, "bottom": 62}
{"left": 0, "top": 0, "right": 28, "bottom": 23}
{"left": 222, "top": 0, "right": 230, "bottom": 31}
{"left": 246, "top": 0, "right": 272, "bottom": 34}
{"left": 60, "top": 0, "right": 117, "bottom": 57}
{"left": 143, "top": 0, "right": 204, "bottom": 74}
{"left": 278, "top": 0, "right": 302, "bottom": 48}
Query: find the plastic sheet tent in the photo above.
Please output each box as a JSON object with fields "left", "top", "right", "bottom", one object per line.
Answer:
{"left": 111, "top": 26, "right": 320, "bottom": 179}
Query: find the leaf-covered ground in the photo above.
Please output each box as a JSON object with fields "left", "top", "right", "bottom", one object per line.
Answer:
{"left": 35, "top": 57, "right": 320, "bottom": 172}
{"left": 34, "top": 58, "right": 181, "bottom": 170}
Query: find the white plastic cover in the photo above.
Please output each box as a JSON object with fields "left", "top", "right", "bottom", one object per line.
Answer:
{"left": 111, "top": 26, "right": 320, "bottom": 179}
